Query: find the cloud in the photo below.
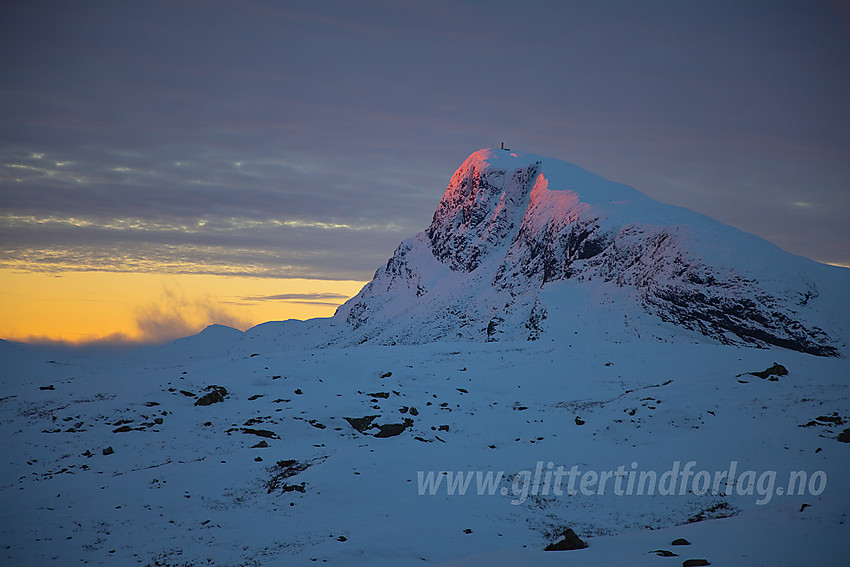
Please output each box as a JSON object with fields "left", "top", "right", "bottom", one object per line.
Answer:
{"left": 0, "top": 210, "right": 406, "bottom": 280}
{"left": 0, "top": 143, "right": 436, "bottom": 280}
{"left": 11, "top": 331, "right": 137, "bottom": 352}
{"left": 242, "top": 292, "right": 352, "bottom": 301}
{"left": 6, "top": 285, "right": 252, "bottom": 350}
{"left": 237, "top": 292, "right": 354, "bottom": 306}
{"left": 8, "top": 284, "right": 252, "bottom": 349}
{"left": 1, "top": 0, "right": 848, "bottom": 276}
{"left": 133, "top": 286, "right": 252, "bottom": 343}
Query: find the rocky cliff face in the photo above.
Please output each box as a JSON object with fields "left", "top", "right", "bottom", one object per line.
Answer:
{"left": 333, "top": 149, "right": 848, "bottom": 356}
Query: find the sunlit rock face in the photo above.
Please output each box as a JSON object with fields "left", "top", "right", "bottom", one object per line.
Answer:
{"left": 334, "top": 148, "right": 848, "bottom": 356}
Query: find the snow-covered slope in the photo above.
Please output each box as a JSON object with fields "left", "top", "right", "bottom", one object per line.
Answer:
{"left": 1, "top": 337, "right": 848, "bottom": 565}
{"left": 335, "top": 149, "right": 849, "bottom": 356}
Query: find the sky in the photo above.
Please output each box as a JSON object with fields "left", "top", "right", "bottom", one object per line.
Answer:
{"left": 1, "top": 0, "right": 848, "bottom": 344}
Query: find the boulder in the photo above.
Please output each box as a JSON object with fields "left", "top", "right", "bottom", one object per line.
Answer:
{"left": 544, "top": 528, "right": 587, "bottom": 551}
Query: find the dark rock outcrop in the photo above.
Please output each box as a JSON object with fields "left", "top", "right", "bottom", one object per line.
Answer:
{"left": 544, "top": 528, "right": 587, "bottom": 551}
{"left": 195, "top": 386, "right": 228, "bottom": 406}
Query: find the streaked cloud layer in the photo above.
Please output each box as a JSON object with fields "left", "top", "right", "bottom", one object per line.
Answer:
{"left": 2, "top": 0, "right": 849, "bottom": 286}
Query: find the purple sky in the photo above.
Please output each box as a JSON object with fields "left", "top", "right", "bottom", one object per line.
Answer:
{"left": 2, "top": 0, "right": 849, "bottom": 281}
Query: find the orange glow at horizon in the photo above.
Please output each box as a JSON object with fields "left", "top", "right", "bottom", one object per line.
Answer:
{"left": 0, "top": 269, "right": 366, "bottom": 345}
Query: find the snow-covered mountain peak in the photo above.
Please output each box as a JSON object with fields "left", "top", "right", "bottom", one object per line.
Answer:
{"left": 333, "top": 149, "right": 848, "bottom": 356}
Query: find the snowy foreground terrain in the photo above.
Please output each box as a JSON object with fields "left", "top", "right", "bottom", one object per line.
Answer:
{"left": 2, "top": 149, "right": 849, "bottom": 565}
{"left": 2, "top": 332, "right": 849, "bottom": 566}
